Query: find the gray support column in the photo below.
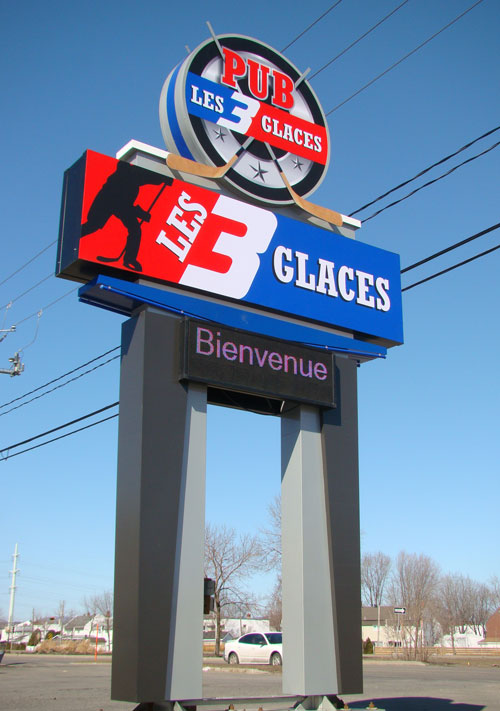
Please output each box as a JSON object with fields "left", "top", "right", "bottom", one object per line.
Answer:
{"left": 281, "top": 356, "right": 362, "bottom": 697}
{"left": 111, "top": 309, "right": 207, "bottom": 703}
{"left": 321, "top": 356, "right": 362, "bottom": 694}
{"left": 281, "top": 405, "right": 338, "bottom": 695}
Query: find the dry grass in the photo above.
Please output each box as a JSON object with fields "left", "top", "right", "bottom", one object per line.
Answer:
{"left": 36, "top": 639, "right": 99, "bottom": 654}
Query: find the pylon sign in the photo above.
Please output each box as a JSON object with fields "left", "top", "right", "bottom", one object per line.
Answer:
{"left": 55, "top": 28, "right": 400, "bottom": 707}
{"left": 56, "top": 150, "right": 403, "bottom": 346}
{"left": 159, "top": 34, "right": 330, "bottom": 206}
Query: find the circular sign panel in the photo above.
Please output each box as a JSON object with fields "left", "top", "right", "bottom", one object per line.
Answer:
{"left": 159, "top": 34, "right": 330, "bottom": 206}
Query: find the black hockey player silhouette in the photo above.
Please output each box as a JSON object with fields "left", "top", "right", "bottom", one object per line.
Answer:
{"left": 81, "top": 161, "right": 172, "bottom": 272}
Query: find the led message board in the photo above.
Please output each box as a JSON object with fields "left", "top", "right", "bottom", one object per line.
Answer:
{"left": 159, "top": 34, "right": 329, "bottom": 206}
{"left": 182, "top": 319, "right": 335, "bottom": 407}
{"left": 57, "top": 150, "right": 403, "bottom": 346}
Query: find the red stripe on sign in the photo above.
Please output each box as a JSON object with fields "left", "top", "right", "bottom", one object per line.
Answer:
{"left": 249, "top": 103, "right": 328, "bottom": 165}
{"left": 78, "top": 151, "right": 225, "bottom": 282}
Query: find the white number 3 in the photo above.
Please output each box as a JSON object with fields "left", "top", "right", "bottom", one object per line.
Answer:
{"left": 179, "top": 195, "right": 277, "bottom": 299}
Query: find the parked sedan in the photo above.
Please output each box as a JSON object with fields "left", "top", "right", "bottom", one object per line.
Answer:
{"left": 223, "top": 632, "right": 282, "bottom": 665}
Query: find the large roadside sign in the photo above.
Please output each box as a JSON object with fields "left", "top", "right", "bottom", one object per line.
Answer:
{"left": 55, "top": 28, "right": 402, "bottom": 705}
{"left": 57, "top": 149, "right": 403, "bottom": 346}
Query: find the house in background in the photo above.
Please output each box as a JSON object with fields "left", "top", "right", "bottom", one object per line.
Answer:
{"left": 1, "top": 613, "right": 112, "bottom": 649}
{"left": 361, "top": 606, "right": 404, "bottom": 647}
{"left": 481, "top": 607, "right": 500, "bottom": 647}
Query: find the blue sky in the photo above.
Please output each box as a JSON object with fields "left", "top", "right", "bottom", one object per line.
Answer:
{"left": 1, "top": 0, "right": 498, "bottom": 621}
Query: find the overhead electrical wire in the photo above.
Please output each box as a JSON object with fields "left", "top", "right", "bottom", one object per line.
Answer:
{"left": 0, "top": 241, "right": 57, "bottom": 288}
{"left": 0, "top": 353, "right": 120, "bottom": 418}
{"left": 350, "top": 125, "right": 500, "bottom": 217}
{"left": 0, "top": 346, "right": 120, "bottom": 410}
{"left": 280, "top": 0, "right": 344, "bottom": 52}
{"left": 309, "top": 0, "right": 410, "bottom": 80}
{"left": 401, "top": 223, "right": 500, "bottom": 274}
{"left": 0, "top": 412, "right": 119, "bottom": 462}
{"left": 0, "top": 402, "right": 119, "bottom": 461}
{"left": 0, "top": 274, "right": 53, "bottom": 311}
{"left": 11, "top": 286, "right": 78, "bottom": 327}
{"left": 359, "top": 139, "right": 500, "bottom": 223}
{"left": 325, "top": 0, "right": 485, "bottom": 115}
{"left": 402, "top": 242, "right": 500, "bottom": 292}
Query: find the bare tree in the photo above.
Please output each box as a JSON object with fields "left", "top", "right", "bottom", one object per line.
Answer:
{"left": 205, "top": 523, "right": 263, "bottom": 656}
{"left": 83, "top": 590, "right": 113, "bottom": 650}
{"left": 490, "top": 576, "right": 500, "bottom": 610}
{"left": 433, "top": 574, "right": 464, "bottom": 653}
{"left": 361, "top": 552, "right": 391, "bottom": 606}
{"left": 434, "top": 573, "right": 500, "bottom": 645}
{"left": 260, "top": 494, "right": 281, "bottom": 571}
{"left": 388, "top": 551, "right": 440, "bottom": 659}
{"left": 266, "top": 574, "right": 282, "bottom": 631}
{"left": 259, "top": 494, "right": 283, "bottom": 631}
{"left": 469, "top": 580, "right": 497, "bottom": 636}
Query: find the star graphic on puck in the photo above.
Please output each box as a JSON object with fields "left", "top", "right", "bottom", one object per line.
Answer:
{"left": 292, "top": 157, "right": 304, "bottom": 171}
{"left": 213, "top": 127, "right": 226, "bottom": 141}
{"left": 251, "top": 162, "right": 268, "bottom": 182}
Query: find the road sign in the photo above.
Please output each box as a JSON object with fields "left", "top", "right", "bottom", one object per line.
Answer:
{"left": 394, "top": 607, "right": 406, "bottom": 614}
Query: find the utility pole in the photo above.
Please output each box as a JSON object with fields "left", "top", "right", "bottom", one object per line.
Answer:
{"left": 0, "top": 352, "right": 24, "bottom": 376}
{"left": 59, "top": 600, "right": 65, "bottom": 641}
{"left": 7, "top": 543, "right": 20, "bottom": 646}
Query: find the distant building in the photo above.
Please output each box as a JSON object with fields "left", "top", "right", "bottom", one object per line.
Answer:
{"left": 361, "top": 606, "right": 408, "bottom": 647}
{"left": 482, "top": 607, "right": 500, "bottom": 647}
{"left": 0, "top": 613, "right": 112, "bottom": 649}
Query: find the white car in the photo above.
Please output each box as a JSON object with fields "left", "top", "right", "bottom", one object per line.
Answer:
{"left": 223, "top": 632, "right": 282, "bottom": 665}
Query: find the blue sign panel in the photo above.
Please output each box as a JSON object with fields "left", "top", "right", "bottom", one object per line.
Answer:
{"left": 57, "top": 150, "right": 403, "bottom": 346}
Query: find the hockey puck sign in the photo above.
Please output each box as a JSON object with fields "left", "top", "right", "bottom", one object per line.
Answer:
{"left": 159, "top": 34, "right": 330, "bottom": 206}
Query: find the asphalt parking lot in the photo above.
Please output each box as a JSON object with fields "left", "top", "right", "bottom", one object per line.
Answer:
{"left": 0, "top": 653, "right": 499, "bottom": 711}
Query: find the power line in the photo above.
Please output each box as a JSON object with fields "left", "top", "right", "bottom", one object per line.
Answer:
{"left": 0, "top": 346, "right": 120, "bottom": 410}
{"left": 281, "top": 0, "right": 344, "bottom": 52}
{"left": 0, "top": 413, "right": 119, "bottom": 462}
{"left": 401, "top": 223, "right": 500, "bottom": 274}
{"left": 0, "top": 241, "right": 56, "bottom": 288}
{"left": 309, "top": 0, "right": 410, "bottom": 80}
{"left": 0, "top": 274, "right": 53, "bottom": 311}
{"left": 0, "top": 354, "right": 120, "bottom": 418}
{"left": 402, "top": 242, "right": 500, "bottom": 292}
{"left": 11, "top": 286, "right": 78, "bottom": 327}
{"left": 325, "top": 0, "right": 485, "bottom": 115}
{"left": 360, "top": 140, "right": 500, "bottom": 222}
{"left": 350, "top": 125, "right": 500, "bottom": 217}
{"left": 0, "top": 402, "right": 119, "bottom": 460}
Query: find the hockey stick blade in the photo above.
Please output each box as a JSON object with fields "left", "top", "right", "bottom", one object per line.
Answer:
{"left": 96, "top": 248, "right": 126, "bottom": 263}
{"left": 166, "top": 137, "right": 254, "bottom": 180}
{"left": 166, "top": 152, "right": 238, "bottom": 179}
{"left": 264, "top": 142, "right": 343, "bottom": 226}
{"left": 279, "top": 170, "right": 343, "bottom": 226}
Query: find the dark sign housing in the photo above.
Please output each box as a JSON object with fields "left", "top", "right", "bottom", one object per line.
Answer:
{"left": 181, "top": 319, "right": 335, "bottom": 408}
